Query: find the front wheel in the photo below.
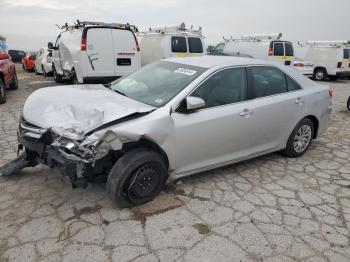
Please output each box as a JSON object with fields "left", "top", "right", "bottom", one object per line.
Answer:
{"left": 347, "top": 96, "right": 350, "bottom": 111}
{"left": 0, "top": 78, "right": 6, "bottom": 104}
{"left": 53, "top": 66, "right": 63, "bottom": 83}
{"left": 42, "top": 66, "right": 47, "bottom": 78}
{"left": 9, "top": 73, "right": 18, "bottom": 90}
{"left": 106, "top": 149, "right": 168, "bottom": 208}
{"left": 313, "top": 68, "right": 327, "bottom": 81}
{"left": 283, "top": 118, "right": 314, "bottom": 158}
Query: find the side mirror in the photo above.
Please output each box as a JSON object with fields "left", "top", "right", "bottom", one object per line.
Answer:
{"left": 0, "top": 53, "right": 10, "bottom": 60}
{"left": 186, "top": 96, "right": 205, "bottom": 111}
{"left": 48, "top": 42, "right": 54, "bottom": 49}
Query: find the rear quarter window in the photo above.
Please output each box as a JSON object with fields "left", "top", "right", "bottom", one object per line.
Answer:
{"left": 171, "top": 36, "right": 187, "bottom": 53}
{"left": 188, "top": 37, "right": 203, "bottom": 53}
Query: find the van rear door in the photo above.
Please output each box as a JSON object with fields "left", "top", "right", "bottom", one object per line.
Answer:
{"left": 270, "top": 41, "right": 294, "bottom": 66}
{"left": 111, "top": 29, "right": 140, "bottom": 77}
{"left": 343, "top": 48, "right": 350, "bottom": 71}
{"left": 84, "top": 28, "right": 115, "bottom": 77}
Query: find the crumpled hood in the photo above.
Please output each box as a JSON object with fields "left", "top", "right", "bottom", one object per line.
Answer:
{"left": 22, "top": 85, "right": 155, "bottom": 139}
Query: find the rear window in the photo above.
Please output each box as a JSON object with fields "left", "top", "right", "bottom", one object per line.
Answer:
{"left": 171, "top": 37, "right": 187, "bottom": 53}
{"left": 188, "top": 37, "right": 203, "bottom": 53}
{"left": 344, "top": 49, "right": 350, "bottom": 59}
{"left": 273, "top": 42, "right": 284, "bottom": 56}
{"left": 285, "top": 43, "right": 294, "bottom": 56}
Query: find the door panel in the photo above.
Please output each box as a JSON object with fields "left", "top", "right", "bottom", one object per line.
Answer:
{"left": 85, "top": 28, "right": 115, "bottom": 77}
{"left": 111, "top": 29, "right": 140, "bottom": 76}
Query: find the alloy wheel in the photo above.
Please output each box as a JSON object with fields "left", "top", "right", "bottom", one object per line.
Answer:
{"left": 293, "top": 125, "right": 312, "bottom": 153}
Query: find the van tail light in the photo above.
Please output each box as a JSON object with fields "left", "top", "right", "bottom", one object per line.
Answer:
{"left": 81, "top": 37, "right": 87, "bottom": 51}
{"left": 328, "top": 89, "right": 333, "bottom": 97}
{"left": 268, "top": 48, "right": 273, "bottom": 56}
{"left": 293, "top": 63, "right": 304, "bottom": 67}
{"left": 337, "top": 62, "right": 342, "bottom": 68}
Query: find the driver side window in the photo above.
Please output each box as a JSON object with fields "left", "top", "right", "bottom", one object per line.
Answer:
{"left": 191, "top": 67, "right": 247, "bottom": 108}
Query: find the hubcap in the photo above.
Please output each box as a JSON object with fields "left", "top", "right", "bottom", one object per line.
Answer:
{"left": 127, "top": 164, "right": 159, "bottom": 200}
{"left": 315, "top": 71, "right": 324, "bottom": 80}
{"left": 293, "top": 125, "right": 312, "bottom": 153}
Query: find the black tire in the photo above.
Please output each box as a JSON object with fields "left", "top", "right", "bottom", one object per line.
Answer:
{"left": 106, "top": 149, "right": 168, "bottom": 208}
{"left": 9, "top": 73, "right": 18, "bottom": 90}
{"left": 0, "top": 78, "right": 6, "bottom": 104}
{"left": 22, "top": 63, "right": 25, "bottom": 70}
{"left": 347, "top": 96, "right": 350, "bottom": 111}
{"left": 313, "top": 68, "right": 327, "bottom": 81}
{"left": 71, "top": 71, "right": 79, "bottom": 84}
{"left": 283, "top": 118, "right": 314, "bottom": 158}
{"left": 53, "top": 66, "right": 63, "bottom": 83}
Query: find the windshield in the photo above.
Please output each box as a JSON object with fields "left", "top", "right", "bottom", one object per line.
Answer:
{"left": 214, "top": 43, "right": 225, "bottom": 52}
{"left": 110, "top": 61, "right": 207, "bottom": 107}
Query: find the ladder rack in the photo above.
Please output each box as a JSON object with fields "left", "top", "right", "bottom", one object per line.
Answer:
{"left": 223, "top": 33, "right": 283, "bottom": 42}
{"left": 142, "top": 23, "right": 202, "bottom": 36}
{"left": 306, "top": 40, "right": 350, "bottom": 47}
{"left": 58, "top": 20, "right": 138, "bottom": 32}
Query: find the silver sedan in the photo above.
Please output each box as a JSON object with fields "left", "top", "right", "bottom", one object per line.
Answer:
{"left": 0, "top": 56, "right": 332, "bottom": 207}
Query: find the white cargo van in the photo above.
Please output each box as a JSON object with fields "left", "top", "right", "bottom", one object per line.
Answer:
{"left": 137, "top": 23, "right": 205, "bottom": 66}
{"left": 50, "top": 21, "right": 141, "bottom": 84}
{"left": 210, "top": 33, "right": 295, "bottom": 67}
{"left": 295, "top": 41, "right": 350, "bottom": 81}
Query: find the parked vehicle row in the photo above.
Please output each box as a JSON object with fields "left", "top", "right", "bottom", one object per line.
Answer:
{"left": 0, "top": 34, "right": 18, "bottom": 104}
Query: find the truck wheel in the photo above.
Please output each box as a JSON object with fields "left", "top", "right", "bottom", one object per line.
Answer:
{"left": 283, "top": 118, "right": 314, "bottom": 158}
{"left": 106, "top": 149, "right": 168, "bottom": 208}
{"left": 53, "top": 67, "right": 63, "bottom": 83}
{"left": 9, "top": 73, "right": 18, "bottom": 90}
{"left": 347, "top": 96, "right": 350, "bottom": 111}
{"left": 313, "top": 68, "right": 327, "bottom": 81}
{"left": 0, "top": 79, "right": 6, "bottom": 104}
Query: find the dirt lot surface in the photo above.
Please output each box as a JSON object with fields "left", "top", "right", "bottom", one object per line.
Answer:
{"left": 1, "top": 65, "right": 350, "bottom": 262}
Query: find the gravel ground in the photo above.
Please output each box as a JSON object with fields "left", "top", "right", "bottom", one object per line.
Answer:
{"left": 0, "top": 64, "right": 350, "bottom": 262}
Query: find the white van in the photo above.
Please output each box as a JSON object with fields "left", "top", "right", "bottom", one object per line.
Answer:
{"left": 295, "top": 41, "right": 350, "bottom": 81}
{"left": 211, "top": 33, "right": 295, "bottom": 67}
{"left": 137, "top": 23, "right": 206, "bottom": 66}
{"left": 50, "top": 21, "right": 141, "bottom": 84}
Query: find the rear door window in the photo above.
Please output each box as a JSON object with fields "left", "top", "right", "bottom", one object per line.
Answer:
{"left": 344, "top": 49, "right": 350, "bottom": 59}
{"left": 286, "top": 75, "right": 302, "bottom": 91}
{"left": 171, "top": 37, "right": 187, "bottom": 53}
{"left": 188, "top": 37, "right": 203, "bottom": 53}
{"left": 285, "top": 43, "right": 294, "bottom": 56}
{"left": 250, "top": 66, "right": 287, "bottom": 98}
{"left": 273, "top": 42, "right": 284, "bottom": 56}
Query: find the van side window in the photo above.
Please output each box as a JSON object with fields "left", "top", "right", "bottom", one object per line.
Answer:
{"left": 273, "top": 43, "right": 284, "bottom": 56}
{"left": 286, "top": 75, "right": 302, "bottom": 91}
{"left": 250, "top": 66, "right": 287, "bottom": 98}
{"left": 344, "top": 49, "right": 350, "bottom": 59}
{"left": 188, "top": 37, "right": 203, "bottom": 53}
{"left": 171, "top": 37, "right": 187, "bottom": 53}
{"left": 191, "top": 67, "right": 247, "bottom": 108}
{"left": 285, "top": 43, "right": 294, "bottom": 56}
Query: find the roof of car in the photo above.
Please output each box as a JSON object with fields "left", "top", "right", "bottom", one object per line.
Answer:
{"left": 163, "top": 56, "right": 279, "bottom": 69}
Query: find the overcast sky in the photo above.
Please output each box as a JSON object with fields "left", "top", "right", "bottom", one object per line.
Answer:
{"left": 0, "top": 0, "right": 349, "bottom": 50}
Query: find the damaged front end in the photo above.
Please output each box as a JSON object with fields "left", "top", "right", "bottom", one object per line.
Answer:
{"left": 0, "top": 116, "right": 125, "bottom": 188}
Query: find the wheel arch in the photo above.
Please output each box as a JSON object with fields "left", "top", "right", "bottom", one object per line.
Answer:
{"left": 313, "top": 66, "right": 327, "bottom": 74}
{"left": 303, "top": 115, "right": 319, "bottom": 139}
{"left": 121, "top": 138, "right": 170, "bottom": 170}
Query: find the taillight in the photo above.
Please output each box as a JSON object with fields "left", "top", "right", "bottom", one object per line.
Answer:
{"left": 81, "top": 37, "right": 87, "bottom": 51}
{"left": 337, "top": 62, "right": 342, "bottom": 68}
{"left": 328, "top": 89, "right": 333, "bottom": 97}
{"left": 293, "top": 63, "right": 304, "bottom": 67}
{"left": 268, "top": 48, "right": 273, "bottom": 56}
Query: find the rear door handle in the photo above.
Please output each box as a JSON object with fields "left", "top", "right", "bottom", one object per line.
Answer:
{"left": 295, "top": 97, "right": 304, "bottom": 105}
{"left": 239, "top": 108, "right": 253, "bottom": 117}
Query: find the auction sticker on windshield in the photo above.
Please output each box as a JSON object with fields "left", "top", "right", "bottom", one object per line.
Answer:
{"left": 174, "top": 68, "right": 197, "bottom": 76}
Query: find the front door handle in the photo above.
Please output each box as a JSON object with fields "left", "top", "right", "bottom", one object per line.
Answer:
{"left": 239, "top": 108, "right": 253, "bottom": 117}
{"left": 295, "top": 97, "right": 304, "bottom": 105}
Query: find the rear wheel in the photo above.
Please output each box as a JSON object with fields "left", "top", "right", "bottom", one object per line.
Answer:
{"left": 313, "top": 68, "right": 327, "bottom": 81}
{"left": 283, "top": 118, "right": 314, "bottom": 158}
{"left": 53, "top": 66, "right": 63, "bottom": 83}
{"left": 347, "top": 96, "right": 350, "bottom": 111}
{"left": 107, "top": 149, "right": 168, "bottom": 207}
{"left": 0, "top": 78, "right": 6, "bottom": 104}
{"left": 9, "top": 73, "right": 18, "bottom": 90}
